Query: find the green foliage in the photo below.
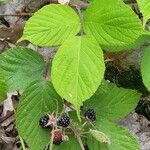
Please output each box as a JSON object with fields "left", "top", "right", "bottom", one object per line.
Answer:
{"left": 0, "top": 0, "right": 147, "bottom": 149}
{"left": 19, "top": 4, "right": 80, "bottom": 46}
{"left": 137, "top": 0, "right": 150, "bottom": 26}
{"left": 16, "top": 80, "right": 63, "bottom": 150}
{"left": 0, "top": 47, "right": 45, "bottom": 92}
{"left": 84, "top": 81, "right": 141, "bottom": 121}
{"left": 0, "top": 73, "right": 7, "bottom": 101}
{"left": 84, "top": 82, "right": 140, "bottom": 149}
{"left": 87, "top": 118, "right": 140, "bottom": 150}
{"left": 51, "top": 36, "right": 105, "bottom": 118}
{"left": 83, "top": 0, "right": 143, "bottom": 51}
{"left": 141, "top": 47, "right": 150, "bottom": 91}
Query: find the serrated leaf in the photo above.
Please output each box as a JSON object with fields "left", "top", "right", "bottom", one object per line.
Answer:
{"left": 0, "top": 73, "right": 7, "bottom": 101}
{"left": 53, "top": 135, "right": 81, "bottom": 150}
{"left": 83, "top": 0, "right": 143, "bottom": 51}
{"left": 16, "top": 80, "right": 63, "bottom": 150}
{"left": 0, "top": 47, "right": 45, "bottom": 92}
{"left": 141, "top": 47, "right": 150, "bottom": 91}
{"left": 19, "top": 4, "right": 80, "bottom": 46}
{"left": 84, "top": 82, "right": 141, "bottom": 121}
{"left": 87, "top": 118, "right": 140, "bottom": 150}
{"left": 103, "top": 30, "right": 150, "bottom": 51}
{"left": 90, "top": 129, "right": 111, "bottom": 145}
{"left": 137, "top": 0, "right": 150, "bottom": 26}
{"left": 51, "top": 36, "right": 105, "bottom": 119}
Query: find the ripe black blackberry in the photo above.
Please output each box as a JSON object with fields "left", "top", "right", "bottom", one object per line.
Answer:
{"left": 53, "top": 130, "right": 63, "bottom": 145}
{"left": 57, "top": 114, "right": 70, "bottom": 128}
{"left": 84, "top": 109, "right": 96, "bottom": 122}
{"left": 39, "top": 115, "right": 49, "bottom": 128}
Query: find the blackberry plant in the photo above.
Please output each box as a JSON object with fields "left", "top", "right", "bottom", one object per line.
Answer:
{"left": 0, "top": 0, "right": 150, "bottom": 150}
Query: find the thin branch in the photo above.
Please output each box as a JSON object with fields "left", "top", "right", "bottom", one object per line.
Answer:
{"left": 77, "top": 136, "right": 85, "bottom": 150}
{"left": 0, "top": 13, "right": 32, "bottom": 17}
{"left": 0, "top": 111, "right": 14, "bottom": 125}
{"left": 69, "top": 125, "right": 85, "bottom": 150}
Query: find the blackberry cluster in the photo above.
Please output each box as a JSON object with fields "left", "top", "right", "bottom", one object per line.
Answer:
{"left": 57, "top": 114, "right": 70, "bottom": 128}
{"left": 53, "top": 130, "right": 63, "bottom": 145}
{"left": 39, "top": 115, "right": 49, "bottom": 128}
{"left": 84, "top": 109, "right": 96, "bottom": 122}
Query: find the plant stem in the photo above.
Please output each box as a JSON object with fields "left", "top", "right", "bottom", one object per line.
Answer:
{"left": 44, "top": 54, "right": 52, "bottom": 80}
{"left": 77, "top": 136, "right": 85, "bottom": 150}
{"left": 69, "top": 125, "right": 85, "bottom": 150}
{"left": 49, "top": 129, "right": 54, "bottom": 150}
{"left": 19, "top": 136, "right": 26, "bottom": 150}
{"left": 88, "top": 121, "right": 97, "bottom": 130}
{"left": 76, "top": 7, "right": 84, "bottom": 36}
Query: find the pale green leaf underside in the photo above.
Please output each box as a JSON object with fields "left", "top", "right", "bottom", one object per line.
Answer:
{"left": 19, "top": 4, "right": 80, "bottom": 46}
{"left": 51, "top": 36, "right": 105, "bottom": 117}
{"left": 16, "top": 80, "right": 63, "bottom": 150}
{"left": 84, "top": 82, "right": 141, "bottom": 121}
{"left": 0, "top": 73, "right": 7, "bottom": 101}
{"left": 137, "top": 0, "right": 150, "bottom": 26}
{"left": 141, "top": 47, "right": 150, "bottom": 91}
{"left": 0, "top": 47, "right": 45, "bottom": 92}
{"left": 84, "top": 0, "right": 143, "bottom": 51}
{"left": 87, "top": 118, "right": 140, "bottom": 150}
{"left": 53, "top": 135, "right": 81, "bottom": 150}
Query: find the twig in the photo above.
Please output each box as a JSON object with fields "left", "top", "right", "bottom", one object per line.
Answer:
{"left": 77, "top": 136, "right": 85, "bottom": 150}
{"left": 0, "top": 13, "right": 32, "bottom": 17}
{"left": 69, "top": 125, "right": 85, "bottom": 150}
{"left": 0, "top": 111, "right": 14, "bottom": 125}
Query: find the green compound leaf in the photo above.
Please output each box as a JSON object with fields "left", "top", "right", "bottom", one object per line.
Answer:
{"left": 19, "top": 4, "right": 80, "bottom": 46}
{"left": 84, "top": 82, "right": 141, "bottom": 121}
{"left": 141, "top": 47, "right": 150, "bottom": 91}
{"left": 0, "top": 47, "right": 45, "bottom": 92}
{"left": 90, "top": 129, "right": 111, "bottom": 145}
{"left": 83, "top": 0, "right": 143, "bottom": 51}
{"left": 0, "top": 73, "right": 8, "bottom": 102}
{"left": 51, "top": 36, "right": 105, "bottom": 119}
{"left": 87, "top": 118, "right": 140, "bottom": 150}
{"left": 16, "top": 80, "right": 63, "bottom": 150}
{"left": 53, "top": 135, "right": 81, "bottom": 150}
{"left": 137, "top": 0, "right": 150, "bottom": 26}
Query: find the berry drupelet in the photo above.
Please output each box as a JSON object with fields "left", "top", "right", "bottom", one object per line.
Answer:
{"left": 39, "top": 115, "right": 49, "bottom": 128}
{"left": 84, "top": 109, "right": 96, "bottom": 122}
{"left": 57, "top": 114, "right": 70, "bottom": 128}
{"left": 53, "top": 130, "right": 63, "bottom": 145}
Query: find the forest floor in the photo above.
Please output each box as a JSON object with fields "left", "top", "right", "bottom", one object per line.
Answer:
{"left": 0, "top": 0, "right": 150, "bottom": 150}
